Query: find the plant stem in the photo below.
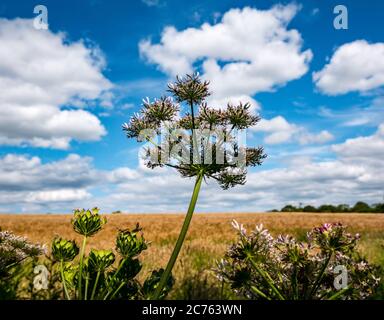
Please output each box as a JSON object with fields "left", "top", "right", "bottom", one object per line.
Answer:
{"left": 250, "top": 285, "right": 271, "bottom": 300}
{"left": 292, "top": 266, "right": 299, "bottom": 300}
{"left": 91, "top": 270, "right": 101, "bottom": 300}
{"left": 101, "top": 258, "right": 126, "bottom": 298}
{"left": 220, "top": 279, "right": 224, "bottom": 300}
{"left": 309, "top": 253, "right": 332, "bottom": 298}
{"left": 60, "top": 260, "right": 70, "bottom": 300}
{"left": 247, "top": 255, "right": 285, "bottom": 300}
{"left": 84, "top": 274, "right": 89, "bottom": 300}
{"left": 108, "top": 282, "right": 125, "bottom": 300}
{"left": 328, "top": 286, "right": 350, "bottom": 300}
{"left": 153, "top": 173, "right": 204, "bottom": 299}
{"left": 78, "top": 236, "right": 87, "bottom": 300}
{"left": 189, "top": 99, "right": 200, "bottom": 165}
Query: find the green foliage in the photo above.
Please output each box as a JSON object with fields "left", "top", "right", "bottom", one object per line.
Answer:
{"left": 142, "top": 269, "right": 175, "bottom": 300}
{"left": 303, "top": 205, "right": 317, "bottom": 212}
{"left": 0, "top": 229, "right": 45, "bottom": 299}
{"left": 49, "top": 209, "right": 173, "bottom": 300}
{"left": 281, "top": 205, "right": 297, "bottom": 212}
{"left": 352, "top": 201, "right": 371, "bottom": 213}
{"left": 216, "top": 221, "right": 380, "bottom": 300}
{"left": 172, "top": 271, "right": 236, "bottom": 300}
{"left": 278, "top": 201, "right": 384, "bottom": 213}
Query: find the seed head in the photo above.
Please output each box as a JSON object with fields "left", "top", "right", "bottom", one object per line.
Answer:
{"left": 122, "top": 73, "right": 267, "bottom": 190}
{"left": 88, "top": 249, "right": 115, "bottom": 271}
{"left": 51, "top": 238, "right": 79, "bottom": 262}
{"left": 168, "top": 73, "right": 210, "bottom": 105}
{"left": 116, "top": 223, "right": 148, "bottom": 258}
{"left": 198, "top": 103, "right": 224, "bottom": 127}
{"left": 142, "top": 96, "right": 179, "bottom": 124}
{"left": 225, "top": 102, "right": 260, "bottom": 129}
{"left": 71, "top": 207, "right": 106, "bottom": 237}
{"left": 122, "top": 113, "right": 155, "bottom": 140}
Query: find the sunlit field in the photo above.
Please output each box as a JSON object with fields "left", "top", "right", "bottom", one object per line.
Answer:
{"left": 2, "top": 213, "right": 384, "bottom": 299}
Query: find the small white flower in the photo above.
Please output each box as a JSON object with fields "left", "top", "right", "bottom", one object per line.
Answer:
{"left": 231, "top": 219, "right": 246, "bottom": 235}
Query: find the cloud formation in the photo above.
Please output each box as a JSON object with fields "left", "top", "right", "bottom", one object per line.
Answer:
{"left": 252, "top": 116, "right": 333, "bottom": 145}
{"left": 140, "top": 4, "right": 312, "bottom": 109}
{"left": 313, "top": 40, "right": 384, "bottom": 95}
{"left": 0, "top": 18, "right": 112, "bottom": 149}
{"left": 1, "top": 121, "right": 382, "bottom": 213}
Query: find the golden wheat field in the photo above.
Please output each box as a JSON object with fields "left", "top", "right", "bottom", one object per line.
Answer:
{"left": 1, "top": 213, "right": 384, "bottom": 298}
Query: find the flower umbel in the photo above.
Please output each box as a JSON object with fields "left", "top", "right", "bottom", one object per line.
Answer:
{"left": 167, "top": 73, "right": 210, "bottom": 105}
{"left": 51, "top": 238, "right": 79, "bottom": 262}
{"left": 88, "top": 249, "right": 115, "bottom": 272}
{"left": 72, "top": 207, "right": 106, "bottom": 237}
{"left": 116, "top": 223, "right": 148, "bottom": 259}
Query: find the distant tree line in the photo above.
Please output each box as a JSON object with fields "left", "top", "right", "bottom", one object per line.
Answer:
{"left": 272, "top": 201, "right": 384, "bottom": 213}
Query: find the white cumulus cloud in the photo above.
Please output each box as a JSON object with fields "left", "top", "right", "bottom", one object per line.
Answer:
{"left": 1, "top": 122, "right": 383, "bottom": 213}
{"left": 0, "top": 18, "right": 112, "bottom": 149}
{"left": 313, "top": 40, "right": 384, "bottom": 95}
{"left": 139, "top": 4, "right": 312, "bottom": 110}
{"left": 252, "top": 116, "right": 333, "bottom": 145}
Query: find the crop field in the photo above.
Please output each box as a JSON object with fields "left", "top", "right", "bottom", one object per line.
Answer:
{"left": 1, "top": 213, "right": 384, "bottom": 299}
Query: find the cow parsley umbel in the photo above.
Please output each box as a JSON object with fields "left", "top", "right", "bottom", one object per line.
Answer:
{"left": 50, "top": 209, "right": 172, "bottom": 300}
{"left": 216, "top": 222, "right": 379, "bottom": 300}
{"left": 122, "top": 73, "right": 266, "bottom": 299}
{"left": 0, "top": 230, "right": 44, "bottom": 277}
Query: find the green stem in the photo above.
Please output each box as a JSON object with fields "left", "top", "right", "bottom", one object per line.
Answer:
{"left": 78, "top": 236, "right": 87, "bottom": 300}
{"left": 108, "top": 282, "right": 125, "bottom": 300}
{"left": 328, "top": 286, "right": 350, "bottom": 300}
{"left": 250, "top": 285, "right": 271, "bottom": 300}
{"left": 60, "top": 260, "right": 70, "bottom": 300}
{"left": 220, "top": 280, "right": 224, "bottom": 300}
{"left": 292, "top": 266, "right": 299, "bottom": 300}
{"left": 84, "top": 274, "right": 89, "bottom": 300}
{"left": 101, "top": 258, "right": 127, "bottom": 298}
{"left": 91, "top": 271, "right": 101, "bottom": 300}
{"left": 189, "top": 99, "right": 200, "bottom": 165}
{"left": 309, "top": 253, "right": 332, "bottom": 298}
{"left": 153, "top": 173, "right": 204, "bottom": 300}
{"left": 247, "top": 256, "right": 285, "bottom": 300}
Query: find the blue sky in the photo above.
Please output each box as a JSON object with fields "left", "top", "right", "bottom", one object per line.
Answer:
{"left": 0, "top": 0, "right": 383, "bottom": 213}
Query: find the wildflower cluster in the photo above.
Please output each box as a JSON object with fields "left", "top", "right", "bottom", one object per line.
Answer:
{"left": 122, "top": 73, "right": 266, "bottom": 298}
{"left": 48, "top": 209, "right": 173, "bottom": 300}
{"left": 122, "top": 73, "right": 266, "bottom": 189}
{"left": 0, "top": 230, "right": 45, "bottom": 276}
{"left": 216, "top": 221, "right": 379, "bottom": 300}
